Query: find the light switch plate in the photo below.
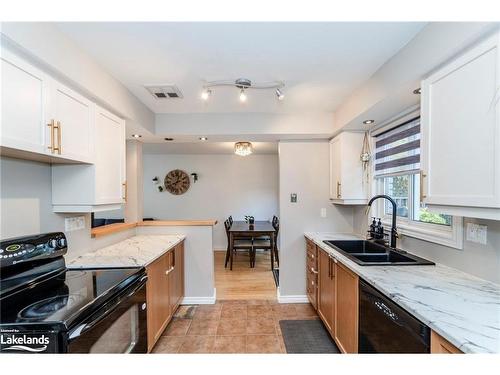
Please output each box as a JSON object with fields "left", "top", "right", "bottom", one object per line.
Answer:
{"left": 65, "top": 216, "right": 86, "bottom": 232}
{"left": 290, "top": 193, "right": 297, "bottom": 203}
{"left": 320, "top": 208, "right": 327, "bottom": 218}
{"left": 466, "top": 223, "right": 488, "bottom": 245}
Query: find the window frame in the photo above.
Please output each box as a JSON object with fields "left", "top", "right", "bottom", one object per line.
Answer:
{"left": 370, "top": 111, "right": 463, "bottom": 250}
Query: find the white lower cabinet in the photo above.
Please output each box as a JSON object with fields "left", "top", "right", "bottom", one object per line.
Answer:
{"left": 329, "top": 132, "right": 368, "bottom": 205}
{"left": 421, "top": 31, "right": 500, "bottom": 220}
{"left": 52, "top": 105, "right": 126, "bottom": 212}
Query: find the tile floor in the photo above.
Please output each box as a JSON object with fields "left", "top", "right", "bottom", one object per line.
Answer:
{"left": 152, "top": 300, "right": 319, "bottom": 353}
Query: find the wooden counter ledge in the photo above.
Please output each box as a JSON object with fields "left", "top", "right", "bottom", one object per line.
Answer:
{"left": 90, "top": 222, "right": 137, "bottom": 238}
{"left": 138, "top": 220, "right": 218, "bottom": 227}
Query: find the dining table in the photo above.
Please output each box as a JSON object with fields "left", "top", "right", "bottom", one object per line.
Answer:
{"left": 228, "top": 221, "right": 276, "bottom": 270}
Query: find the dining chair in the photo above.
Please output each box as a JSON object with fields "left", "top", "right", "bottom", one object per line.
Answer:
{"left": 224, "top": 219, "right": 254, "bottom": 269}
{"left": 251, "top": 217, "right": 279, "bottom": 269}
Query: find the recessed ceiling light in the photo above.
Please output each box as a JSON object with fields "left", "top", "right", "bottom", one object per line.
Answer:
{"left": 363, "top": 120, "right": 375, "bottom": 125}
{"left": 201, "top": 88, "right": 211, "bottom": 101}
{"left": 199, "top": 137, "right": 208, "bottom": 141}
{"left": 413, "top": 88, "right": 422, "bottom": 94}
{"left": 275, "top": 88, "right": 285, "bottom": 101}
{"left": 164, "top": 137, "right": 174, "bottom": 141}
{"left": 239, "top": 89, "right": 247, "bottom": 103}
{"left": 132, "top": 134, "right": 142, "bottom": 138}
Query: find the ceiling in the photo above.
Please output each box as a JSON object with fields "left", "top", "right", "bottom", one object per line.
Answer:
{"left": 142, "top": 141, "right": 278, "bottom": 155}
{"left": 56, "top": 22, "right": 426, "bottom": 115}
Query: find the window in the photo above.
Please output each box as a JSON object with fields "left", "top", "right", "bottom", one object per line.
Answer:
{"left": 373, "top": 116, "right": 463, "bottom": 249}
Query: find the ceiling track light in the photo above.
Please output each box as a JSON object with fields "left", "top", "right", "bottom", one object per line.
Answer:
{"left": 199, "top": 137, "right": 208, "bottom": 141}
{"left": 413, "top": 88, "right": 422, "bottom": 95}
{"left": 200, "top": 78, "right": 285, "bottom": 102}
{"left": 363, "top": 120, "right": 375, "bottom": 125}
{"left": 132, "top": 134, "right": 142, "bottom": 138}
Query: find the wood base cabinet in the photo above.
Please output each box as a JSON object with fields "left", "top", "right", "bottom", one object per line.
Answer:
{"left": 317, "top": 247, "right": 335, "bottom": 334}
{"left": 146, "top": 240, "right": 185, "bottom": 352}
{"left": 334, "top": 261, "right": 359, "bottom": 354}
{"left": 306, "top": 238, "right": 318, "bottom": 309}
{"left": 430, "top": 331, "right": 462, "bottom": 354}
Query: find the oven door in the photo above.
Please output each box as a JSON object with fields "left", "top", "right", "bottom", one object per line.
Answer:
{"left": 66, "top": 275, "right": 147, "bottom": 353}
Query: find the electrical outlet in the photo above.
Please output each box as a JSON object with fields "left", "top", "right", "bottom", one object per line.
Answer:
{"left": 290, "top": 193, "right": 297, "bottom": 203}
{"left": 65, "top": 216, "right": 86, "bottom": 232}
{"left": 320, "top": 208, "right": 327, "bottom": 218}
{"left": 466, "top": 223, "right": 488, "bottom": 245}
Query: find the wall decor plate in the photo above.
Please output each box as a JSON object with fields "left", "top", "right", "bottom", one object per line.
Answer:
{"left": 164, "top": 169, "right": 190, "bottom": 195}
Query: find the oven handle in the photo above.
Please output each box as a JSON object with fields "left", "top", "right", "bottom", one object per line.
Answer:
{"left": 68, "top": 275, "right": 147, "bottom": 340}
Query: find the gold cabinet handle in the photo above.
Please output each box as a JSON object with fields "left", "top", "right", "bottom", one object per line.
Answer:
{"left": 53, "top": 121, "right": 61, "bottom": 154}
{"left": 420, "top": 171, "right": 427, "bottom": 201}
{"left": 310, "top": 267, "right": 318, "bottom": 274}
{"left": 47, "top": 119, "right": 55, "bottom": 153}
{"left": 122, "top": 182, "right": 127, "bottom": 202}
{"left": 336, "top": 181, "right": 341, "bottom": 198}
{"left": 165, "top": 266, "right": 174, "bottom": 275}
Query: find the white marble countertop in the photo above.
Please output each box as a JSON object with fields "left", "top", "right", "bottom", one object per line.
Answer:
{"left": 68, "top": 235, "right": 185, "bottom": 269}
{"left": 304, "top": 232, "right": 500, "bottom": 354}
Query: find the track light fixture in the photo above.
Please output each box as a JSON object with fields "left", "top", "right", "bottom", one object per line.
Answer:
{"left": 201, "top": 78, "right": 284, "bottom": 103}
{"left": 275, "top": 88, "right": 285, "bottom": 101}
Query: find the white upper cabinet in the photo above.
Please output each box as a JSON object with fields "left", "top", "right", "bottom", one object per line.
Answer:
{"left": 50, "top": 82, "right": 94, "bottom": 163}
{"left": 1, "top": 50, "right": 50, "bottom": 155}
{"left": 1, "top": 49, "right": 93, "bottom": 164}
{"left": 94, "top": 106, "right": 126, "bottom": 204}
{"left": 52, "top": 105, "right": 126, "bottom": 212}
{"left": 329, "top": 132, "right": 368, "bottom": 205}
{"left": 421, "top": 31, "right": 500, "bottom": 220}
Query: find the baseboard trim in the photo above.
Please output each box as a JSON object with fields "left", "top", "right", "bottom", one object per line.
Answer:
{"left": 181, "top": 288, "right": 217, "bottom": 305}
{"left": 276, "top": 288, "right": 309, "bottom": 304}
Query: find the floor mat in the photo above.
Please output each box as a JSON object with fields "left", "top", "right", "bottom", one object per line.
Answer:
{"left": 279, "top": 319, "right": 340, "bottom": 353}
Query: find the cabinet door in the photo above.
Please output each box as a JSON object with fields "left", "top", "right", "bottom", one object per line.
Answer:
{"left": 94, "top": 106, "right": 126, "bottom": 204}
{"left": 335, "top": 261, "right": 359, "bottom": 353}
{"left": 51, "top": 81, "right": 94, "bottom": 163}
{"left": 421, "top": 32, "right": 500, "bottom": 208}
{"left": 317, "top": 248, "right": 334, "bottom": 333}
{"left": 146, "top": 254, "right": 170, "bottom": 351}
{"left": 177, "top": 242, "right": 185, "bottom": 304}
{"left": 329, "top": 137, "right": 341, "bottom": 200}
{"left": 1, "top": 50, "right": 49, "bottom": 154}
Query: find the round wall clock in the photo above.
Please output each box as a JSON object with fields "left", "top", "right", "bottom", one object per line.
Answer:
{"left": 164, "top": 169, "right": 190, "bottom": 195}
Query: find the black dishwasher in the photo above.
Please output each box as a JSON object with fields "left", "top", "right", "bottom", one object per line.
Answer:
{"left": 359, "top": 280, "right": 430, "bottom": 353}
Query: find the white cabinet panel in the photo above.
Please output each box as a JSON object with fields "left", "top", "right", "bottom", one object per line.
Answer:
{"left": 94, "top": 107, "right": 126, "bottom": 204}
{"left": 421, "top": 32, "right": 500, "bottom": 213}
{"left": 51, "top": 82, "right": 94, "bottom": 163}
{"left": 1, "top": 50, "right": 49, "bottom": 154}
{"left": 329, "top": 132, "right": 368, "bottom": 205}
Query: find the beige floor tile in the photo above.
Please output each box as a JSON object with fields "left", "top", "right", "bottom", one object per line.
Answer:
{"left": 217, "top": 318, "right": 247, "bottom": 335}
{"left": 152, "top": 336, "right": 185, "bottom": 353}
{"left": 246, "top": 299, "right": 270, "bottom": 305}
{"left": 246, "top": 335, "right": 283, "bottom": 353}
{"left": 293, "top": 303, "right": 318, "bottom": 318}
{"left": 272, "top": 305, "right": 298, "bottom": 319}
{"left": 247, "top": 304, "right": 274, "bottom": 318}
{"left": 163, "top": 318, "right": 191, "bottom": 336}
{"left": 213, "top": 335, "right": 246, "bottom": 353}
{"left": 193, "top": 308, "right": 221, "bottom": 320}
{"left": 246, "top": 317, "right": 276, "bottom": 335}
{"left": 221, "top": 304, "right": 248, "bottom": 319}
{"left": 187, "top": 319, "right": 219, "bottom": 336}
{"left": 178, "top": 336, "right": 215, "bottom": 354}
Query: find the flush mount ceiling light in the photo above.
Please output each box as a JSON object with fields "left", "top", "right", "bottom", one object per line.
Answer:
{"left": 201, "top": 78, "right": 284, "bottom": 102}
{"left": 413, "top": 88, "right": 422, "bottom": 94}
{"left": 199, "top": 137, "right": 208, "bottom": 141}
{"left": 132, "top": 134, "right": 142, "bottom": 138}
{"left": 234, "top": 141, "right": 253, "bottom": 156}
{"left": 363, "top": 120, "right": 375, "bottom": 125}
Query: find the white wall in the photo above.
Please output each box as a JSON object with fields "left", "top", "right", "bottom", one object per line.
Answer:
{"left": 142, "top": 153, "right": 279, "bottom": 249}
{"left": 278, "top": 141, "right": 355, "bottom": 298}
{"left": 353, "top": 207, "right": 500, "bottom": 284}
{"left": 0, "top": 156, "right": 134, "bottom": 260}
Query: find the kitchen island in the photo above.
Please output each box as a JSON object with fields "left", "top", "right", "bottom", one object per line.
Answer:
{"left": 305, "top": 232, "right": 500, "bottom": 354}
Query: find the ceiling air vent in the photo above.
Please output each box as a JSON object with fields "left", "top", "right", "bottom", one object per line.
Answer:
{"left": 144, "top": 85, "right": 183, "bottom": 99}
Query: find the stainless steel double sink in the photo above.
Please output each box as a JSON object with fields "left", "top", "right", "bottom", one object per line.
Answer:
{"left": 323, "top": 240, "right": 434, "bottom": 266}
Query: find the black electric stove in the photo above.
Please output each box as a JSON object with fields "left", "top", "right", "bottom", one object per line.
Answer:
{"left": 0, "top": 233, "right": 148, "bottom": 353}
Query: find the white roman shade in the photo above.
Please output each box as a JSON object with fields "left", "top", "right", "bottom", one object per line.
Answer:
{"left": 374, "top": 117, "right": 421, "bottom": 177}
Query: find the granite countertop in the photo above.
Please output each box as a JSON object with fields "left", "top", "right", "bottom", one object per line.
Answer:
{"left": 304, "top": 232, "right": 500, "bottom": 354}
{"left": 68, "top": 235, "right": 185, "bottom": 269}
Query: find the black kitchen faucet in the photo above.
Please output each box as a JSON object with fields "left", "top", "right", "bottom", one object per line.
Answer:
{"left": 366, "top": 195, "right": 399, "bottom": 249}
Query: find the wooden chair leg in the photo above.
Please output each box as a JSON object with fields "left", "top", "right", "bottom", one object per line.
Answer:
{"left": 224, "top": 246, "right": 230, "bottom": 268}
{"left": 274, "top": 247, "right": 279, "bottom": 267}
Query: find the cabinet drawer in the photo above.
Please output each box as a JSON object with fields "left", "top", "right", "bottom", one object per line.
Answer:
{"left": 307, "top": 252, "right": 317, "bottom": 270}
{"left": 306, "top": 272, "right": 318, "bottom": 309}
{"left": 306, "top": 239, "right": 317, "bottom": 254}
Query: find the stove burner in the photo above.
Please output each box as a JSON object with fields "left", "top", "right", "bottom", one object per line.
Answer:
{"left": 17, "top": 294, "right": 85, "bottom": 321}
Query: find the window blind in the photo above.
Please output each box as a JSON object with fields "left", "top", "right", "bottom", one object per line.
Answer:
{"left": 374, "top": 117, "right": 420, "bottom": 177}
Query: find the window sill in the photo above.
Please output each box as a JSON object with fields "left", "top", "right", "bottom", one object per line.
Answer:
{"left": 381, "top": 217, "right": 463, "bottom": 250}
